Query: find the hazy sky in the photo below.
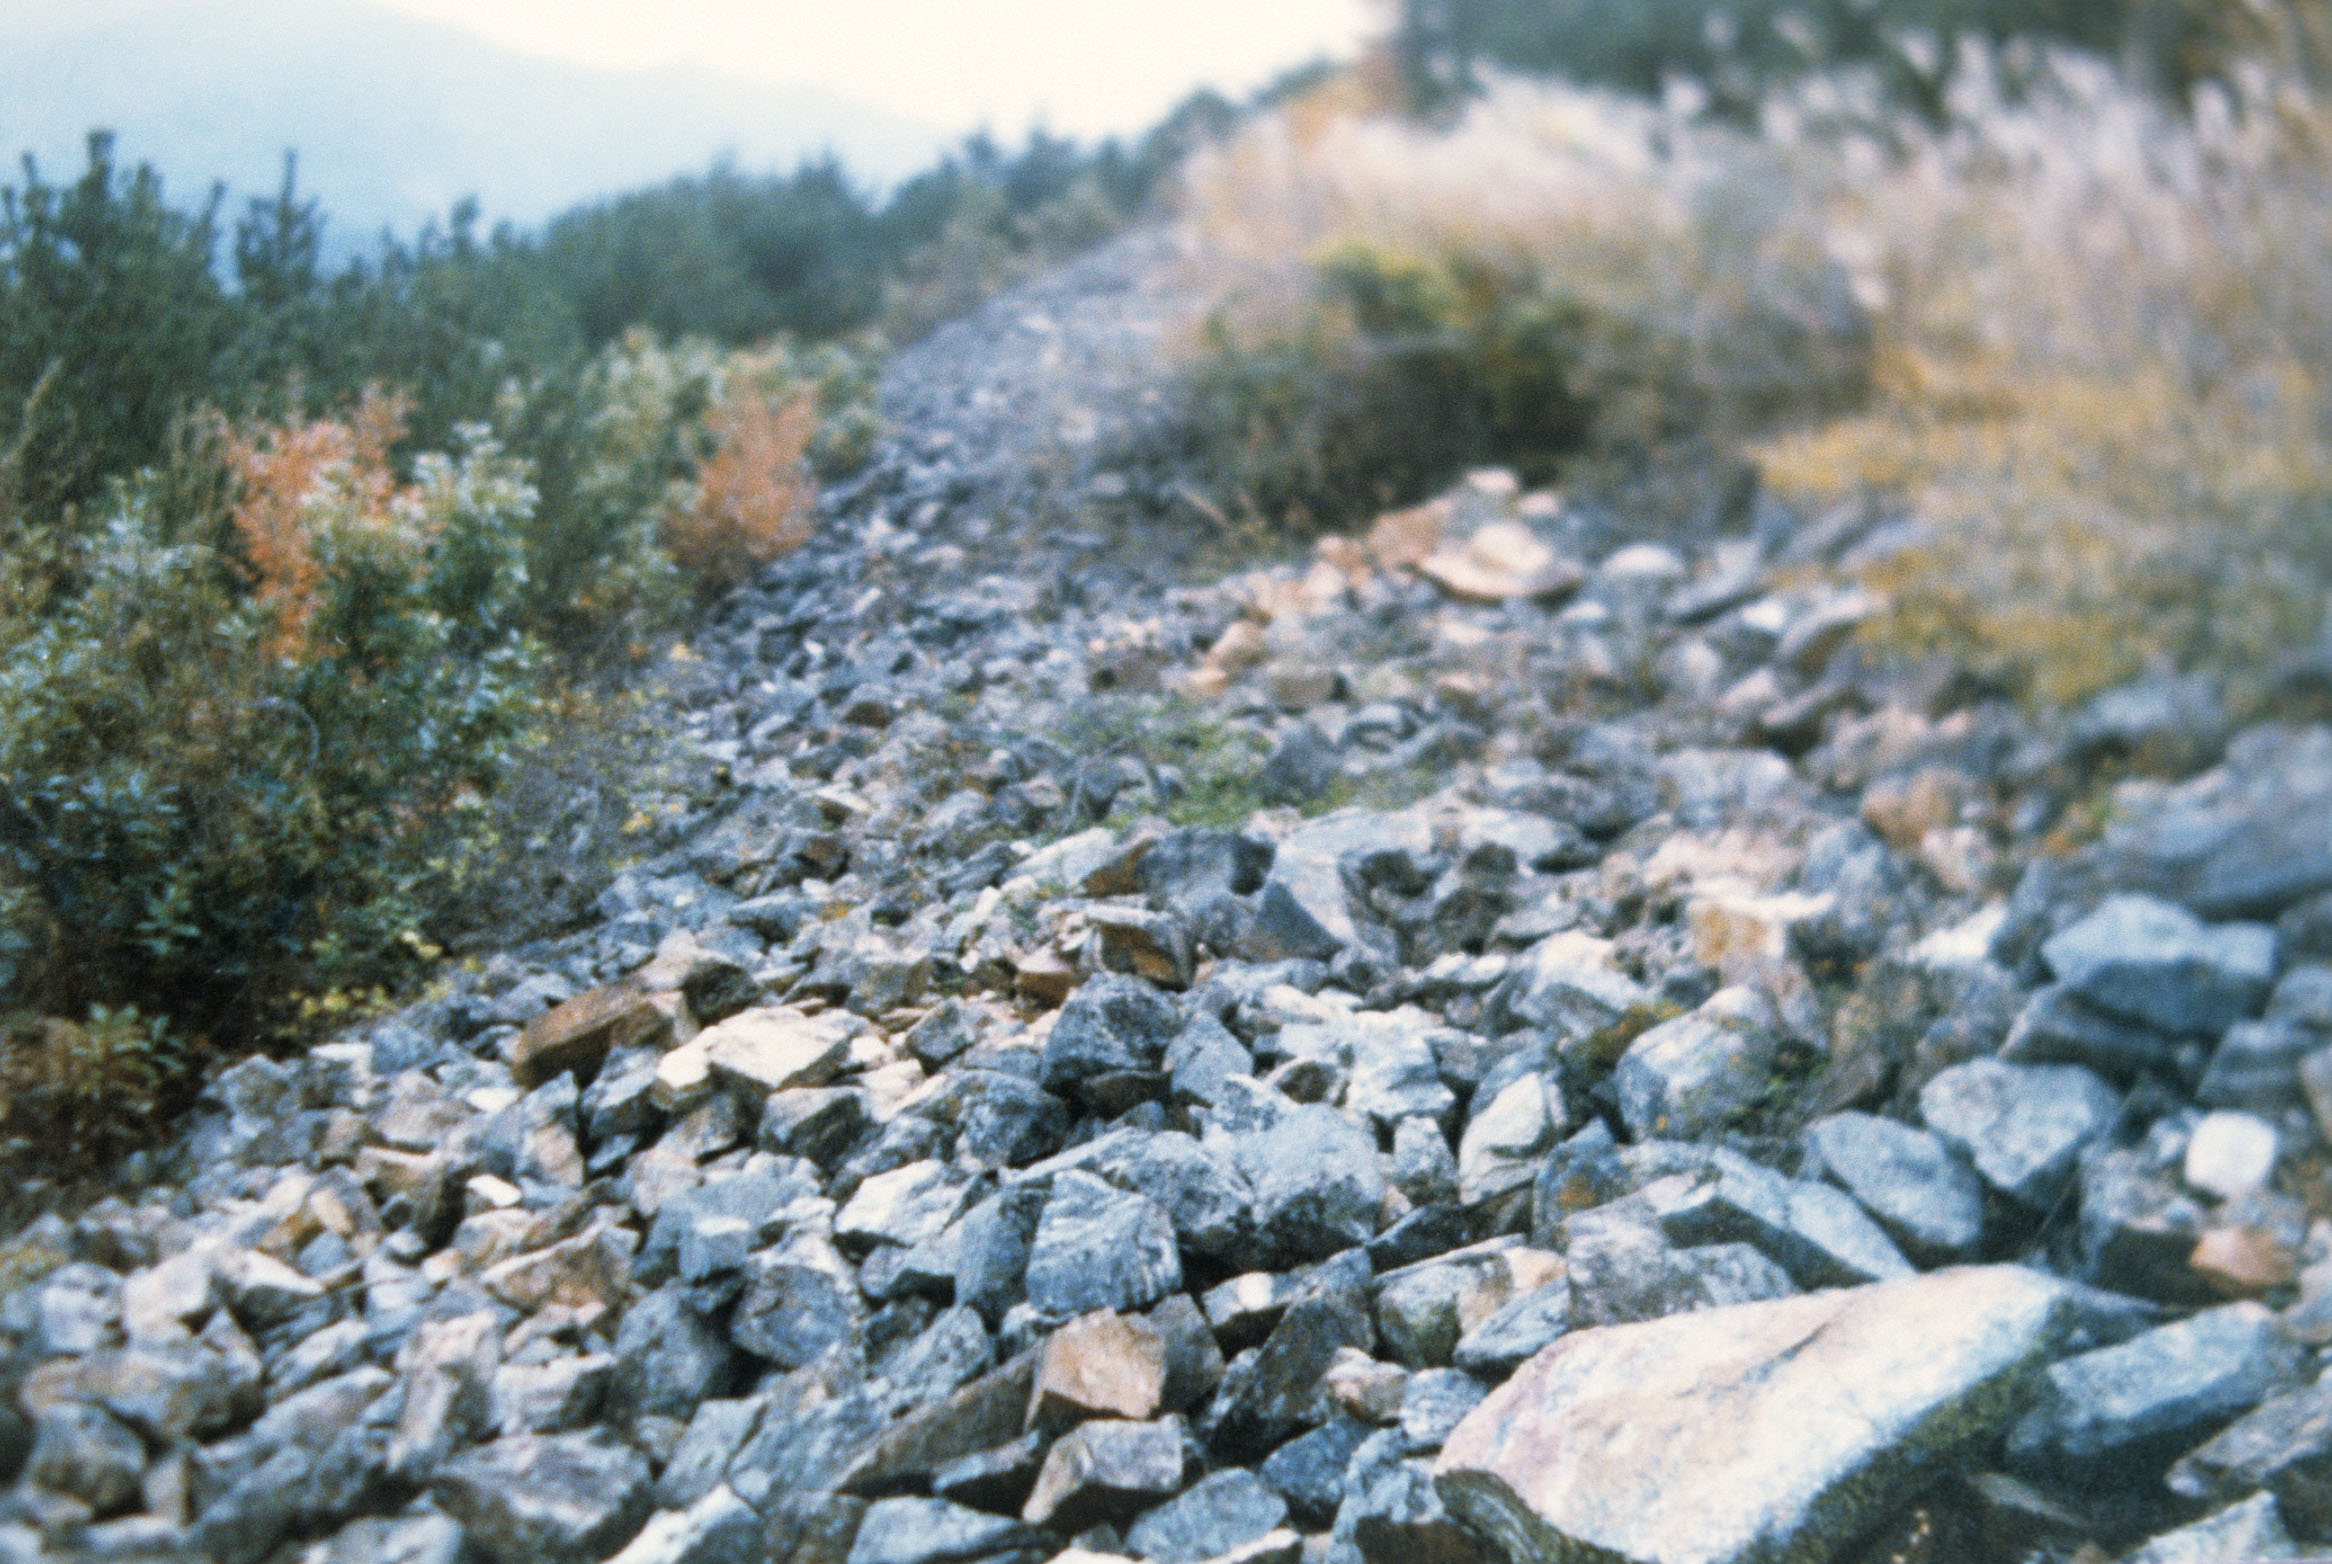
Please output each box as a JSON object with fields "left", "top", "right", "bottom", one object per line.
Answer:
{"left": 368, "top": 0, "right": 1384, "bottom": 140}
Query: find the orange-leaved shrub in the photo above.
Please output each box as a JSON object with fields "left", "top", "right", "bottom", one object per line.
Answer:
{"left": 666, "top": 379, "right": 818, "bottom": 597}
{"left": 0, "top": 401, "right": 539, "bottom": 1156}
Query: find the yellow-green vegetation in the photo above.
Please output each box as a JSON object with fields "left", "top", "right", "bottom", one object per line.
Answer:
{"left": 0, "top": 148, "right": 890, "bottom": 1161}
{"left": 1174, "top": 31, "right": 2332, "bottom": 705}
{"left": 1172, "top": 73, "right": 1873, "bottom": 530}
{"left": 1751, "top": 55, "right": 2332, "bottom": 702}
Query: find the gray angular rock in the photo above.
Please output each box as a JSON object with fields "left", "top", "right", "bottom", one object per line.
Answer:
{"left": 432, "top": 1433, "right": 655, "bottom": 1564}
{"left": 1280, "top": 1009, "right": 1456, "bottom": 1132}
{"left": 1647, "top": 1152, "right": 1913, "bottom": 1289}
{"left": 728, "top": 1361, "right": 888, "bottom": 1504}
{"left": 1452, "top": 1280, "right": 1574, "bottom": 1376}
{"left": 1802, "top": 1112, "right": 1987, "bottom": 1264}
{"left": 1399, "top": 1368, "right": 1488, "bottom": 1453}
{"left": 315, "top": 1514, "right": 467, "bottom": 1564}
{"left": 1457, "top": 1073, "right": 1564, "bottom": 1207}
{"left": 2074, "top": 1149, "right": 2211, "bottom": 1303}
{"left": 616, "top": 1287, "right": 742, "bottom": 1419}
{"left": 2002, "top": 984, "right": 2186, "bottom": 1080}
{"left": 34, "top": 1262, "right": 123, "bottom": 1356}
{"left": 1260, "top": 1416, "right": 1372, "bottom": 1527}
{"left": 1340, "top": 1451, "right": 1490, "bottom": 1564}
{"left": 2167, "top": 1377, "right": 2332, "bottom": 1538}
{"left": 661, "top": 1398, "right": 764, "bottom": 1510}
{"left": 2007, "top": 1301, "right": 2307, "bottom": 1478}
{"left": 732, "top": 1261, "right": 865, "bottom": 1370}
{"left": 2042, "top": 895, "right": 2276, "bottom": 1037}
{"left": 1239, "top": 882, "right": 1344, "bottom": 964}
{"left": 2198, "top": 1020, "right": 2315, "bottom": 1112}
{"left": 1613, "top": 986, "right": 1782, "bottom": 1141}
{"left": 1561, "top": 1212, "right": 1797, "bottom": 1329}
{"left": 1125, "top": 1468, "right": 1289, "bottom": 1562}
{"left": 2102, "top": 724, "right": 2332, "bottom": 919}
{"left": 1255, "top": 809, "right": 1429, "bottom": 959}
{"left": 1435, "top": 1267, "right": 2074, "bottom": 1564}
{"left": 1223, "top": 1102, "right": 1387, "bottom": 1267}
{"left": 1040, "top": 974, "right": 1180, "bottom": 1100}
{"left": 931, "top": 1069, "right": 1073, "bottom": 1169}
{"left": 2117, "top": 1492, "right": 2296, "bottom": 1564}
{"left": 606, "top": 1484, "right": 762, "bottom": 1564}
{"left": 492, "top": 1352, "right": 613, "bottom": 1437}
{"left": 1919, "top": 1058, "right": 2121, "bottom": 1209}
{"left": 1204, "top": 1274, "right": 1376, "bottom": 1458}
{"left": 836, "top": 1160, "right": 972, "bottom": 1253}
{"left": 952, "top": 1184, "right": 1048, "bottom": 1322}
{"left": 1141, "top": 828, "right": 1273, "bottom": 916}
{"left": 1371, "top": 1241, "right": 1561, "bottom": 1370}
{"left": 25, "top": 1402, "right": 145, "bottom": 1514}
{"left": 847, "top": 1496, "right": 1043, "bottom": 1564}
{"left": 1165, "top": 1015, "right": 1252, "bottom": 1112}
{"left": 1051, "top": 1129, "right": 1254, "bottom": 1261}
{"left": 879, "top": 1306, "right": 996, "bottom": 1411}
{"left": 763, "top": 1491, "right": 871, "bottom": 1564}
{"left": 928, "top": 1432, "right": 1047, "bottom": 1514}
{"left": 59, "top": 1338, "right": 260, "bottom": 1444}
{"left": 1259, "top": 722, "right": 1342, "bottom": 804}
{"left": 1496, "top": 934, "right": 1654, "bottom": 1050}
{"left": 762, "top": 1087, "right": 875, "bottom": 1169}
{"left": 195, "top": 1444, "right": 315, "bottom": 1564}
{"left": 1021, "top": 1416, "right": 1188, "bottom": 1531}
{"left": 828, "top": 1346, "right": 1036, "bottom": 1501}
{"left": 1022, "top": 1171, "right": 1182, "bottom": 1317}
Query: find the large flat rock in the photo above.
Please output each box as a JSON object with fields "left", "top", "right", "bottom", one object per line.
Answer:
{"left": 1433, "top": 1266, "right": 2073, "bottom": 1564}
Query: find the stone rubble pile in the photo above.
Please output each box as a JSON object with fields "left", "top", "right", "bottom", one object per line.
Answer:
{"left": 7, "top": 238, "right": 2332, "bottom": 1564}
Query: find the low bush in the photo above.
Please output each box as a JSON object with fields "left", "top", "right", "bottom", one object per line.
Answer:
{"left": 0, "top": 399, "right": 539, "bottom": 1042}
{"left": 0, "top": 308, "right": 874, "bottom": 1167}
{"left": 1173, "top": 42, "right": 2332, "bottom": 707}
{"left": 1169, "top": 75, "right": 1873, "bottom": 530}
{"left": 1391, "top": 0, "right": 2331, "bottom": 113}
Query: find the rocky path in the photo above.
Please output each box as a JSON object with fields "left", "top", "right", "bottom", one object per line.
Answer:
{"left": 8, "top": 230, "right": 2332, "bottom": 1564}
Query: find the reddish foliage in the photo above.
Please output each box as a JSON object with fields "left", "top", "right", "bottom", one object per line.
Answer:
{"left": 665, "top": 385, "right": 816, "bottom": 596}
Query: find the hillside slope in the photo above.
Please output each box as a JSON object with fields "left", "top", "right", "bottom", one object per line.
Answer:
{"left": 0, "top": 230, "right": 2327, "bottom": 1564}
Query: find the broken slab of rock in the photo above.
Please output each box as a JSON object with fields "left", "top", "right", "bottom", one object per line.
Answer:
{"left": 1434, "top": 1266, "right": 2074, "bottom": 1564}
{"left": 1028, "top": 1308, "right": 1169, "bottom": 1427}
{"left": 697, "top": 1006, "right": 857, "bottom": 1096}
{"left": 1022, "top": 1415, "right": 1188, "bottom": 1531}
{"left": 1918, "top": 1058, "right": 2121, "bottom": 1209}
{"left": 1022, "top": 1170, "right": 1184, "bottom": 1316}
{"left": 2166, "top": 1376, "right": 2332, "bottom": 1538}
{"left": 431, "top": 1432, "right": 656, "bottom": 1564}
{"left": 2041, "top": 895, "right": 2276, "bottom": 1038}
{"left": 510, "top": 984, "right": 669, "bottom": 1089}
{"left": 1613, "top": 986, "right": 1783, "bottom": 1141}
{"left": 2006, "top": 1300, "right": 2305, "bottom": 1479}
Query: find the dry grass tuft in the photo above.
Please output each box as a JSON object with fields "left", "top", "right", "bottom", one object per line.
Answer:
{"left": 1174, "top": 48, "right": 2332, "bottom": 703}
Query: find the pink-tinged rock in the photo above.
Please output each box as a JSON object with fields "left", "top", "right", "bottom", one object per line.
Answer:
{"left": 1434, "top": 1267, "right": 2072, "bottom": 1564}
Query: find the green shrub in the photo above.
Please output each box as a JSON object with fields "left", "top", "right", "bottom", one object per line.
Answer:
{"left": 1171, "top": 86, "right": 1871, "bottom": 531}
{"left": 1391, "top": 0, "right": 2280, "bottom": 113}
{"left": 0, "top": 412, "right": 539, "bottom": 1045}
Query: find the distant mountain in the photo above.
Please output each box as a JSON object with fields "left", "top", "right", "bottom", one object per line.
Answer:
{"left": 0, "top": 0, "right": 951, "bottom": 252}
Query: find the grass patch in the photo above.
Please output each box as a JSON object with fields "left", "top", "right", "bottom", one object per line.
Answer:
{"left": 1169, "top": 48, "right": 2332, "bottom": 706}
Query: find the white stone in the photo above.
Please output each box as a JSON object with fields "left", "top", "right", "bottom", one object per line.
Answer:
{"left": 2184, "top": 1111, "right": 2280, "bottom": 1202}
